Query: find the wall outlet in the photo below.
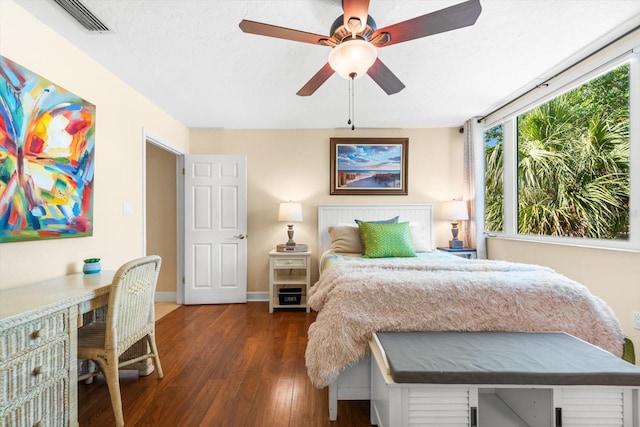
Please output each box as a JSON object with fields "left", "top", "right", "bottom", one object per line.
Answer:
{"left": 633, "top": 312, "right": 640, "bottom": 330}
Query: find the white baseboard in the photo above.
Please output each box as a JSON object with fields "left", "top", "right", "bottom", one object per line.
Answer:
{"left": 154, "top": 292, "right": 177, "bottom": 302}
{"left": 157, "top": 292, "right": 267, "bottom": 303}
{"left": 247, "top": 291, "right": 268, "bottom": 302}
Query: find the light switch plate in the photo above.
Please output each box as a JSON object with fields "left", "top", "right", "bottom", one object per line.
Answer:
{"left": 123, "top": 202, "right": 133, "bottom": 216}
{"left": 633, "top": 312, "right": 640, "bottom": 330}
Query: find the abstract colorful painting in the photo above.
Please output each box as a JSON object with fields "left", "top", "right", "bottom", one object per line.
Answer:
{"left": 0, "top": 55, "right": 95, "bottom": 243}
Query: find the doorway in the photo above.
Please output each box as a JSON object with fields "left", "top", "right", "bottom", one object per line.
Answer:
{"left": 145, "top": 138, "right": 183, "bottom": 304}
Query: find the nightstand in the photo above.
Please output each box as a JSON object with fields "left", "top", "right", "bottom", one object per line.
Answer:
{"left": 437, "top": 247, "right": 477, "bottom": 259}
{"left": 269, "top": 250, "right": 311, "bottom": 313}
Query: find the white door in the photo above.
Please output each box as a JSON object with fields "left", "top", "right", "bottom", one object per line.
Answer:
{"left": 184, "top": 155, "right": 247, "bottom": 304}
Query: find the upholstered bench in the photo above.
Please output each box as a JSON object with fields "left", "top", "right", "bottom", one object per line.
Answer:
{"left": 370, "top": 331, "right": 640, "bottom": 427}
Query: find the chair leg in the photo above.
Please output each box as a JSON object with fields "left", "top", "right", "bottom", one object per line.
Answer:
{"left": 85, "top": 360, "right": 96, "bottom": 384}
{"left": 147, "top": 333, "right": 164, "bottom": 379}
{"left": 98, "top": 357, "right": 125, "bottom": 427}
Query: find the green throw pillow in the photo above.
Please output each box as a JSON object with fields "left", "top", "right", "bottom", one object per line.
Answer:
{"left": 358, "top": 222, "right": 417, "bottom": 258}
{"left": 354, "top": 217, "right": 399, "bottom": 254}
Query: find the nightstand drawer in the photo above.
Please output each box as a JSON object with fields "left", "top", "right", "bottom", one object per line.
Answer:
{"left": 273, "top": 257, "right": 307, "bottom": 268}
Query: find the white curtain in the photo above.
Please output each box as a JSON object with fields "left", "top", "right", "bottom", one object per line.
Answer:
{"left": 462, "top": 118, "right": 487, "bottom": 259}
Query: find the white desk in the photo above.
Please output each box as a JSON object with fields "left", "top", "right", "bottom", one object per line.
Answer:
{"left": 0, "top": 271, "right": 115, "bottom": 427}
{"left": 0, "top": 271, "right": 116, "bottom": 322}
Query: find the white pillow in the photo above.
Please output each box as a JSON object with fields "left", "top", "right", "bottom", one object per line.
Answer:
{"left": 410, "top": 222, "right": 432, "bottom": 252}
{"left": 328, "top": 224, "right": 363, "bottom": 253}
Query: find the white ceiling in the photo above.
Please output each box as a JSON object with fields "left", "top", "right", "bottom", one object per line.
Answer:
{"left": 12, "top": 0, "right": 640, "bottom": 130}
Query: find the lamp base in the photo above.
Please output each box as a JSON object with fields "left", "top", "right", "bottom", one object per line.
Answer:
{"left": 276, "top": 244, "right": 308, "bottom": 253}
{"left": 448, "top": 239, "right": 463, "bottom": 249}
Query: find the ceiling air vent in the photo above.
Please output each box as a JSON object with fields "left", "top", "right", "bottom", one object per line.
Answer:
{"left": 51, "top": 0, "right": 112, "bottom": 32}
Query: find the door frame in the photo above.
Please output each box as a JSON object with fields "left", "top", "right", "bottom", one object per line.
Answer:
{"left": 142, "top": 129, "right": 186, "bottom": 304}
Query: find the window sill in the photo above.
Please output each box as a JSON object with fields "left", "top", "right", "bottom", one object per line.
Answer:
{"left": 485, "top": 234, "right": 640, "bottom": 254}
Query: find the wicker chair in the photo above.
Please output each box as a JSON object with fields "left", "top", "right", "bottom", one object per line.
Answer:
{"left": 77, "top": 255, "right": 164, "bottom": 427}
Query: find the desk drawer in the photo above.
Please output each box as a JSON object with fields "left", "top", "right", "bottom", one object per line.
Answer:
{"left": 273, "top": 257, "right": 307, "bottom": 268}
{"left": 0, "top": 311, "right": 68, "bottom": 363}
{"left": 1, "top": 375, "right": 68, "bottom": 427}
{"left": 0, "top": 335, "right": 68, "bottom": 407}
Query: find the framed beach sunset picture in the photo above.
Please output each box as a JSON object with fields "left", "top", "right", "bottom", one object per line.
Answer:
{"left": 330, "top": 138, "right": 408, "bottom": 195}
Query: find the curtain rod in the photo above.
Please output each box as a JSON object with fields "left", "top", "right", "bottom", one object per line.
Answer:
{"left": 477, "top": 24, "right": 640, "bottom": 124}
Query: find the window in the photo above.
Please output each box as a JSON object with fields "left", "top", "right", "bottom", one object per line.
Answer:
{"left": 484, "top": 124, "right": 503, "bottom": 232}
{"left": 484, "top": 57, "right": 638, "bottom": 250}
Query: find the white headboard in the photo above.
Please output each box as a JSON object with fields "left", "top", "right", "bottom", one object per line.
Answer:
{"left": 317, "top": 204, "right": 434, "bottom": 254}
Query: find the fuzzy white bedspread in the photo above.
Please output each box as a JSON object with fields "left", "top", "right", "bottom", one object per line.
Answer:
{"left": 305, "top": 256, "right": 624, "bottom": 388}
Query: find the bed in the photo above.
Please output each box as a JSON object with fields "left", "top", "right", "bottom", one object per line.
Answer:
{"left": 305, "top": 204, "right": 626, "bottom": 421}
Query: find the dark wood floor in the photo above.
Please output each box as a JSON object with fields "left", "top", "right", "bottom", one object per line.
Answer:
{"left": 78, "top": 302, "right": 372, "bottom": 426}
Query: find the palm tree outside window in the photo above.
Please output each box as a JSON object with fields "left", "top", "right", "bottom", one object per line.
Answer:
{"left": 485, "top": 62, "right": 631, "bottom": 244}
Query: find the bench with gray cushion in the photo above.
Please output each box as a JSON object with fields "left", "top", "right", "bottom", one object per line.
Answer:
{"left": 370, "top": 331, "right": 640, "bottom": 427}
{"left": 375, "top": 331, "right": 640, "bottom": 386}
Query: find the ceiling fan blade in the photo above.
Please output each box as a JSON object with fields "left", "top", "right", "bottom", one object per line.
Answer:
{"left": 372, "top": 0, "right": 481, "bottom": 48}
{"left": 342, "top": 0, "right": 370, "bottom": 31}
{"left": 297, "top": 63, "right": 335, "bottom": 96}
{"left": 239, "top": 20, "right": 328, "bottom": 45}
{"left": 367, "top": 58, "right": 405, "bottom": 95}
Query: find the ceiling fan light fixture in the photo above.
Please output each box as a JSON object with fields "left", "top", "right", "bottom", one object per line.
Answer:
{"left": 328, "top": 39, "right": 377, "bottom": 80}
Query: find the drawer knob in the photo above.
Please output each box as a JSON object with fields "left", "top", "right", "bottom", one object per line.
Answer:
{"left": 30, "top": 329, "right": 42, "bottom": 339}
{"left": 32, "top": 366, "right": 42, "bottom": 376}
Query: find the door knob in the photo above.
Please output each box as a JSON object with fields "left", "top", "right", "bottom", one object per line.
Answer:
{"left": 234, "top": 234, "right": 246, "bottom": 239}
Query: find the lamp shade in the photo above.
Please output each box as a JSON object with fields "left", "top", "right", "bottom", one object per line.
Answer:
{"left": 278, "top": 202, "right": 303, "bottom": 222}
{"left": 328, "top": 39, "right": 377, "bottom": 79}
{"left": 441, "top": 200, "right": 469, "bottom": 221}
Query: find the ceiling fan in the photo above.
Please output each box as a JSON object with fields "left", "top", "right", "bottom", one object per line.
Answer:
{"left": 239, "top": 0, "right": 482, "bottom": 96}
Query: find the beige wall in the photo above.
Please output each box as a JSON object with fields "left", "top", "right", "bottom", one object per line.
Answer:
{"left": 0, "top": 1, "right": 189, "bottom": 290}
{"left": 487, "top": 238, "right": 640, "bottom": 361}
{"left": 189, "top": 128, "right": 465, "bottom": 292}
{"left": 145, "top": 143, "right": 178, "bottom": 294}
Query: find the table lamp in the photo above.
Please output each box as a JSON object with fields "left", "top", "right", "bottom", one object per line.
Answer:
{"left": 441, "top": 200, "right": 469, "bottom": 249}
{"left": 277, "top": 202, "right": 307, "bottom": 252}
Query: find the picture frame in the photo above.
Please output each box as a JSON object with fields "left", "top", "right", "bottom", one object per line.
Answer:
{"left": 330, "top": 138, "right": 408, "bottom": 195}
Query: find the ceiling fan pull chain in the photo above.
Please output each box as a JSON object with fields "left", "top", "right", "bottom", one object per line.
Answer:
{"left": 352, "top": 77, "right": 355, "bottom": 130}
{"left": 349, "top": 72, "right": 356, "bottom": 130}
{"left": 347, "top": 77, "right": 352, "bottom": 128}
